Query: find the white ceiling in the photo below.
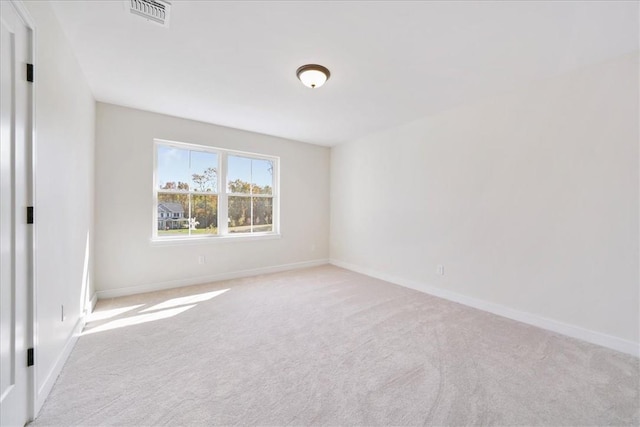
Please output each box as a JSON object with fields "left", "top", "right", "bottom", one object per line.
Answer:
{"left": 51, "top": 1, "right": 638, "bottom": 146}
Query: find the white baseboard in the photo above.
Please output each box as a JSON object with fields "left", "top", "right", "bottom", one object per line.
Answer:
{"left": 96, "top": 259, "right": 330, "bottom": 299}
{"left": 35, "top": 316, "right": 85, "bottom": 415}
{"left": 89, "top": 293, "right": 98, "bottom": 312}
{"left": 330, "top": 259, "right": 639, "bottom": 358}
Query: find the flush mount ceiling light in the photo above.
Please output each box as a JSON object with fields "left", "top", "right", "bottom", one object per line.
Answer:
{"left": 296, "top": 64, "right": 331, "bottom": 89}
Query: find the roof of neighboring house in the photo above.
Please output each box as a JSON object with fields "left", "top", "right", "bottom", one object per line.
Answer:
{"left": 158, "top": 202, "right": 184, "bottom": 213}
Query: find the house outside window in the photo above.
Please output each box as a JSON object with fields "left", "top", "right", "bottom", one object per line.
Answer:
{"left": 153, "top": 139, "right": 279, "bottom": 240}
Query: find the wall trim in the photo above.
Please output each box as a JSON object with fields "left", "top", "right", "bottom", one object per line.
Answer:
{"left": 89, "top": 293, "right": 98, "bottom": 313}
{"left": 34, "top": 316, "right": 84, "bottom": 415}
{"left": 96, "top": 259, "right": 329, "bottom": 299}
{"left": 330, "top": 258, "right": 640, "bottom": 358}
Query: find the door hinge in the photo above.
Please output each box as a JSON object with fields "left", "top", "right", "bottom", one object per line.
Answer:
{"left": 27, "top": 206, "right": 34, "bottom": 224}
{"left": 27, "top": 348, "right": 34, "bottom": 367}
{"left": 26, "top": 63, "right": 34, "bottom": 83}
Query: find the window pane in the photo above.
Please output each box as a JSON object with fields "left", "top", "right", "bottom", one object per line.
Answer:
{"left": 251, "top": 159, "right": 273, "bottom": 195}
{"left": 157, "top": 193, "right": 189, "bottom": 236}
{"left": 190, "top": 150, "right": 218, "bottom": 192}
{"left": 252, "top": 197, "right": 273, "bottom": 232}
{"left": 155, "top": 142, "right": 277, "bottom": 239}
{"left": 228, "top": 196, "right": 251, "bottom": 233}
{"left": 191, "top": 194, "right": 218, "bottom": 235}
{"left": 157, "top": 145, "right": 190, "bottom": 190}
{"left": 227, "top": 155, "right": 251, "bottom": 194}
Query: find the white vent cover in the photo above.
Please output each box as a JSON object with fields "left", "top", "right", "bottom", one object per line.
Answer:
{"left": 125, "top": 0, "right": 171, "bottom": 27}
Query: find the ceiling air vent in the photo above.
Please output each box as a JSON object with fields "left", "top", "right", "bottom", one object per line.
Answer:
{"left": 126, "top": 0, "right": 171, "bottom": 27}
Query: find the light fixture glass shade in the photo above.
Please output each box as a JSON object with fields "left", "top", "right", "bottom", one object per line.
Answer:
{"left": 296, "top": 64, "right": 330, "bottom": 89}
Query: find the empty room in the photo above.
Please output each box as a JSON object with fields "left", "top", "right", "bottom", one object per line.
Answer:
{"left": 0, "top": 0, "right": 638, "bottom": 425}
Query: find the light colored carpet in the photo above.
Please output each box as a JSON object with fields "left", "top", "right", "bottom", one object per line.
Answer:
{"left": 31, "top": 265, "right": 639, "bottom": 426}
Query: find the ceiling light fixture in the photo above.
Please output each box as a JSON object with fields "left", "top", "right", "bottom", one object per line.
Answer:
{"left": 296, "top": 64, "right": 331, "bottom": 89}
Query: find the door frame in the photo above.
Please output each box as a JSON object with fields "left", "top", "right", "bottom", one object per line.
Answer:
{"left": 7, "top": 0, "right": 36, "bottom": 421}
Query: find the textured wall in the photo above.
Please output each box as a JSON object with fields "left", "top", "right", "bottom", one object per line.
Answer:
{"left": 25, "top": 0, "right": 96, "bottom": 411}
{"left": 95, "top": 103, "right": 330, "bottom": 295}
{"left": 331, "top": 53, "right": 639, "bottom": 347}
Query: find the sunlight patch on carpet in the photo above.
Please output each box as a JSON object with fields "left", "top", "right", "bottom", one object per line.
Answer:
{"left": 86, "top": 304, "right": 145, "bottom": 322}
{"left": 140, "top": 289, "right": 229, "bottom": 313}
{"left": 83, "top": 305, "right": 196, "bottom": 335}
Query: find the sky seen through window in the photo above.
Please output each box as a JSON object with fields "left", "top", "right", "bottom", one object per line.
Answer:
{"left": 157, "top": 145, "right": 273, "bottom": 192}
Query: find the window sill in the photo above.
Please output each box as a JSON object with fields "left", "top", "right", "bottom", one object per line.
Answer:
{"left": 150, "top": 233, "right": 281, "bottom": 246}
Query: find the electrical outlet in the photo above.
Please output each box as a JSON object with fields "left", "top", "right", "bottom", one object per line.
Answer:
{"left": 61, "top": 305, "right": 66, "bottom": 322}
{"left": 198, "top": 255, "right": 206, "bottom": 264}
{"left": 437, "top": 265, "right": 445, "bottom": 276}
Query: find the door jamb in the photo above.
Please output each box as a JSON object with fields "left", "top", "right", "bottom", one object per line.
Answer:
{"left": 8, "top": 0, "right": 36, "bottom": 421}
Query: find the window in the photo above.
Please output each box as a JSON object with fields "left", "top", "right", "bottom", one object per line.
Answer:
{"left": 227, "top": 155, "right": 274, "bottom": 233}
{"left": 154, "top": 139, "right": 278, "bottom": 240}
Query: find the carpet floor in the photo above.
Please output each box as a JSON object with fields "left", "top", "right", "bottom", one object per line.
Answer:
{"left": 31, "top": 265, "right": 639, "bottom": 426}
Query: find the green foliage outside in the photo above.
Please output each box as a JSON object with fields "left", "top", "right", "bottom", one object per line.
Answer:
{"left": 158, "top": 167, "right": 273, "bottom": 235}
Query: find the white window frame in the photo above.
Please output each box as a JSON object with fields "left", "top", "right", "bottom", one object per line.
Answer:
{"left": 152, "top": 139, "right": 280, "bottom": 242}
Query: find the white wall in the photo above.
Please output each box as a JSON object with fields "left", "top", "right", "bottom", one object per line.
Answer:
{"left": 24, "top": 0, "right": 96, "bottom": 412}
{"left": 94, "top": 103, "right": 330, "bottom": 296}
{"left": 331, "top": 53, "right": 639, "bottom": 354}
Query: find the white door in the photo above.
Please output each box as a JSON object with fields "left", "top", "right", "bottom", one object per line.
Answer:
{"left": 0, "top": 1, "right": 33, "bottom": 426}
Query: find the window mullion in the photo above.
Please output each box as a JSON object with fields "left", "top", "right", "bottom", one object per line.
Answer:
{"left": 188, "top": 194, "right": 192, "bottom": 236}
{"left": 153, "top": 142, "right": 159, "bottom": 239}
{"left": 219, "top": 151, "right": 229, "bottom": 235}
{"left": 250, "top": 159, "right": 253, "bottom": 233}
{"left": 157, "top": 189, "right": 190, "bottom": 194}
